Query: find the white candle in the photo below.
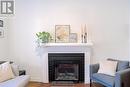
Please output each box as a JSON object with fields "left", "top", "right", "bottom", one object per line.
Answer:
{"left": 84, "top": 24, "right": 87, "bottom": 33}
{"left": 81, "top": 25, "right": 83, "bottom": 35}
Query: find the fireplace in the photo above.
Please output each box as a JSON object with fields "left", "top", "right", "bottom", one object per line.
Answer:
{"left": 48, "top": 53, "right": 84, "bottom": 83}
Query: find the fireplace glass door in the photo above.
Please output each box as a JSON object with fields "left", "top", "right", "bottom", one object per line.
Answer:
{"left": 55, "top": 61, "right": 79, "bottom": 81}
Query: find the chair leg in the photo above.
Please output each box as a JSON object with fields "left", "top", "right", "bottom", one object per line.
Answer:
{"left": 90, "top": 79, "right": 92, "bottom": 87}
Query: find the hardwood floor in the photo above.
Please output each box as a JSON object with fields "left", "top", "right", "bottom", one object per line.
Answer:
{"left": 27, "top": 82, "right": 90, "bottom": 87}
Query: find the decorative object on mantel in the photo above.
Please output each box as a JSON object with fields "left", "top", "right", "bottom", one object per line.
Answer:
{"left": 81, "top": 24, "right": 87, "bottom": 43}
{"left": 81, "top": 25, "right": 84, "bottom": 43}
{"left": 36, "top": 31, "right": 52, "bottom": 44}
{"left": 55, "top": 25, "right": 70, "bottom": 43}
{"left": 69, "top": 33, "right": 77, "bottom": 43}
{"left": 0, "top": 29, "right": 4, "bottom": 38}
{"left": 84, "top": 24, "right": 87, "bottom": 43}
{"left": 0, "top": 20, "right": 3, "bottom": 27}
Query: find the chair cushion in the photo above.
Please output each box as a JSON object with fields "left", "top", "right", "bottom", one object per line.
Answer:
{"left": 0, "top": 75, "right": 30, "bottom": 87}
{"left": 92, "top": 73, "right": 114, "bottom": 87}
{"left": 117, "top": 61, "right": 129, "bottom": 71}
{"left": 98, "top": 60, "right": 117, "bottom": 76}
{"left": 107, "top": 59, "right": 129, "bottom": 71}
{"left": 11, "top": 64, "right": 19, "bottom": 76}
{"left": 0, "top": 62, "right": 15, "bottom": 82}
{"left": 0, "top": 61, "right": 19, "bottom": 76}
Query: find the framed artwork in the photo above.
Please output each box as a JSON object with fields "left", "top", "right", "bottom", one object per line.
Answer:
{"left": 55, "top": 25, "right": 70, "bottom": 43}
{"left": 69, "top": 33, "right": 77, "bottom": 43}
{"left": 0, "top": 29, "right": 4, "bottom": 38}
{"left": 0, "top": 20, "right": 3, "bottom": 27}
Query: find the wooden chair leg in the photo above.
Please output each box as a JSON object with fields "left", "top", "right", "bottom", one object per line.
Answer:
{"left": 90, "top": 79, "right": 92, "bottom": 87}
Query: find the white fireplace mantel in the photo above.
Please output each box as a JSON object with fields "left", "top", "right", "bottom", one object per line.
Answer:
{"left": 41, "top": 42, "right": 93, "bottom": 47}
{"left": 41, "top": 42, "right": 93, "bottom": 84}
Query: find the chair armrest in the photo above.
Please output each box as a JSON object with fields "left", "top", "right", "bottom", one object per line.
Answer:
{"left": 115, "top": 68, "right": 130, "bottom": 87}
{"left": 90, "top": 64, "right": 99, "bottom": 79}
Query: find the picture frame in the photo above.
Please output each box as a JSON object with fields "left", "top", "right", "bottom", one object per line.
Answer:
{"left": 55, "top": 25, "right": 70, "bottom": 43}
{"left": 0, "top": 20, "right": 3, "bottom": 27}
{"left": 69, "top": 33, "right": 77, "bottom": 43}
{"left": 0, "top": 29, "right": 4, "bottom": 38}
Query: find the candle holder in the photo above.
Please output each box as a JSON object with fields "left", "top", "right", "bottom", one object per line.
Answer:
{"left": 84, "top": 32, "right": 87, "bottom": 43}
{"left": 81, "top": 34, "right": 84, "bottom": 43}
{"left": 81, "top": 24, "right": 88, "bottom": 43}
{"left": 84, "top": 24, "right": 87, "bottom": 43}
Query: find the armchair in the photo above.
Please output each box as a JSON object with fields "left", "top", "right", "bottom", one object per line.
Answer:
{"left": 90, "top": 59, "right": 130, "bottom": 87}
{"left": 0, "top": 61, "right": 30, "bottom": 87}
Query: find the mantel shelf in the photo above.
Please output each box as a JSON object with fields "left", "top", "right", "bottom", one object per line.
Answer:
{"left": 41, "top": 42, "right": 93, "bottom": 47}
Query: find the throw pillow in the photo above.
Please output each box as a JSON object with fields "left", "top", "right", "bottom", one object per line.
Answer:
{"left": 0, "top": 62, "right": 15, "bottom": 82}
{"left": 107, "top": 58, "right": 129, "bottom": 71}
{"left": 11, "top": 64, "right": 19, "bottom": 76}
{"left": 98, "top": 60, "right": 118, "bottom": 76}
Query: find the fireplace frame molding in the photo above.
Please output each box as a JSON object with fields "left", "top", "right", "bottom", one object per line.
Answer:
{"left": 40, "top": 42, "right": 93, "bottom": 84}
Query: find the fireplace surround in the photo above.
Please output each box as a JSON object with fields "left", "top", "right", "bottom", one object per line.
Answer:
{"left": 48, "top": 53, "right": 84, "bottom": 83}
{"left": 41, "top": 43, "right": 93, "bottom": 83}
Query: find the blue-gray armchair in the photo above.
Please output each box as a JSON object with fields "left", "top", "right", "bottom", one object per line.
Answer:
{"left": 90, "top": 59, "right": 130, "bottom": 87}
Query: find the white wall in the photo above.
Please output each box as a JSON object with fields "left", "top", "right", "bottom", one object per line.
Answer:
{"left": 8, "top": 0, "right": 129, "bottom": 82}
{"left": 129, "top": 0, "right": 130, "bottom": 61}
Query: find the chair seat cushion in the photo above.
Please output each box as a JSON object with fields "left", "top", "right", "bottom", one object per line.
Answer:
{"left": 0, "top": 75, "right": 30, "bottom": 87}
{"left": 92, "top": 73, "right": 115, "bottom": 87}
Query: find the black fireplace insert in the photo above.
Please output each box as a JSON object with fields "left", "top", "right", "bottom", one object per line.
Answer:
{"left": 48, "top": 53, "right": 84, "bottom": 83}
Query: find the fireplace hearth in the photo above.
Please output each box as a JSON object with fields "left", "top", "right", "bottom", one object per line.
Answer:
{"left": 48, "top": 53, "right": 84, "bottom": 83}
